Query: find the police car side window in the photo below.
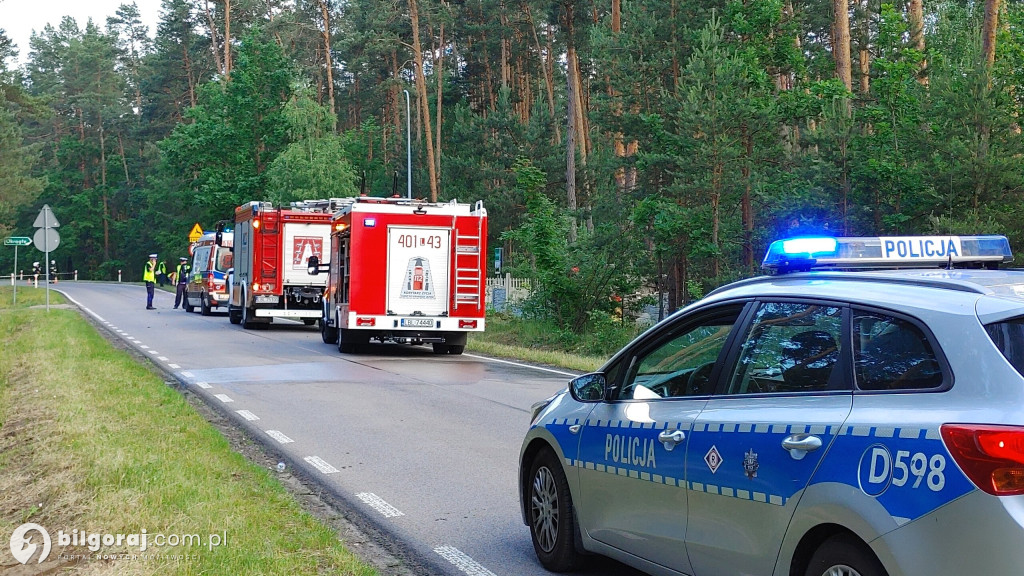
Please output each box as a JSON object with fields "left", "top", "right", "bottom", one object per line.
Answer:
{"left": 615, "top": 307, "right": 742, "bottom": 400}
{"left": 727, "top": 302, "right": 843, "bottom": 395}
{"left": 985, "top": 318, "right": 1024, "bottom": 377}
{"left": 853, "top": 310, "right": 944, "bottom": 391}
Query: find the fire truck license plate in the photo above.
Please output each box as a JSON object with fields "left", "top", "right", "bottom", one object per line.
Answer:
{"left": 255, "top": 295, "right": 279, "bottom": 304}
{"left": 401, "top": 318, "right": 434, "bottom": 328}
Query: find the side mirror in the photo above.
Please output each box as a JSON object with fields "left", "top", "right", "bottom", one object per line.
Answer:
{"left": 569, "top": 373, "right": 607, "bottom": 403}
{"left": 307, "top": 255, "right": 320, "bottom": 276}
{"left": 215, "top": 222, "right": 224, "bottom": 247}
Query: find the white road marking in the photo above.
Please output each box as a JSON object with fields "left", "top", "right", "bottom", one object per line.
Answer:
{"left": 433, "top": 546, "right": 497, "bottom": 576}
{"left": 355, "top": 492, "right": 405, "bottom": 518}
{"left": 158, "top": 356, "right": 169, "bottom": 361}
{"left": 463, "top": 353, "right": 577, "bottom": 377}
{"left": 265, "top": 430, "right": 294, "bottom": 444}
{"left": 167, "top": 364, "right": 180, "bottom": 369}
{"left": 147, "top": 350, "right": 159, "bottom": 355}
{"left": 214, "top": 394, "right": 233, "bottom": 403}
{"left": 195, "top": 381, "right": 212, "bottom": 389}
{"left": 140, "top": 345, "right": 149, "bottom": 349}
{"left": 180, "top": 371, "right": 194, "bottom": 378}
{"left": 303, "top": 456, "right": 339, "bottom": 474}
{"left": 236, "top": 410, "right": 259, "bottom": 421}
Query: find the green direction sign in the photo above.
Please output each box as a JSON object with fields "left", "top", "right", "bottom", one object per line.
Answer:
{"left": 4, "top": 237, "right": 31, "bottom": 246}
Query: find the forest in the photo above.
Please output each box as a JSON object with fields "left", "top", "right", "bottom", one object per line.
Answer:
{"left": 1, "top": 0, "right": 1023, "bottom": 329}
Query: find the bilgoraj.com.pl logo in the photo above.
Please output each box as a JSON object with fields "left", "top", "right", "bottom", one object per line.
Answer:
{"left": 9, "top": 522, "right": 227, "bottom": 564}
{"left": 9, "top": 522, "right": 51, "bottom": 564}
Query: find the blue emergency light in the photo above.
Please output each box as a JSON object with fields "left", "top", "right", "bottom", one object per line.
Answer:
{"left": 762, "top": 235, "right": 1013, "bottom": 273}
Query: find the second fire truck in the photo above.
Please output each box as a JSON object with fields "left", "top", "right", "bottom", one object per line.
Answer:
{"left": 227, "top": 199, "right": 343, "bottom": 329}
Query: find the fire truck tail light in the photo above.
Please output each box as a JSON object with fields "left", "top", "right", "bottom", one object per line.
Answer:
{"left": 941, "top": 424, "right": 1024, "bottom": 496}
{"left": 356, "top": 317, "right": 376, "bottom": 327}
{"left": 253, "top": 218, "right": 261, "bottom": 229}
{"left": 335, "top": 222, "right": 348, "bottom": 232}
{"left": 459, "top": 320, "right": 478, "bottom": 329}
{"left": 252, "top": 282, "right": 260, "bottom": 291}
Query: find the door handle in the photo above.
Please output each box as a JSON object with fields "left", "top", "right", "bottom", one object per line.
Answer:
{"left": 781, "top": 434, "right": 822, "bottom": 460}
{"left": 658, "top": 429, "right": 686, "bottom": 451}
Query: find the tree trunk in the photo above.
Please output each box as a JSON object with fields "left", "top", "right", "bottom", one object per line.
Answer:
{"left": 566, "top": 49, "right": 579, "bottom": 243}
{"left": 833, "top": 0, "right": 853, "bottom": 91}
{"left": 742, "top": 126, "right": 754, "bottom": 271}
{"left": 982, "top": 0, "right": 1001, "bottom": 69}
{"left": 409, "top": 0, "right": 439, "bottom": 201}
{"left": 203, "top": 0, "right": 224, "bottom": 77}
{"left": 317, "top": 0, "right": 337, "bottom": 124}
{"left": 223, "top": 0, "right": 232, "bottom": 79}
{"left": 908, "top": 0, "right": 927, "bottom": 84}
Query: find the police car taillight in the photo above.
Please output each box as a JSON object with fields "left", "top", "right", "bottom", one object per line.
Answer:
{"left": 941, "top": 424, "right": 1024, "bottom": 496}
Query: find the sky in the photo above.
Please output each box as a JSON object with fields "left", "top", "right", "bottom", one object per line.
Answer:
{"left": 0, "top": 0, "right": 162, "bottom": 64}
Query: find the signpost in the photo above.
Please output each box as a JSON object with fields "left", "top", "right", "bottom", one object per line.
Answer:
{"left": 33, "top": 205, "right": 60, "bottom": 311}
{"left": 4, "top": 237, "right": 31, "bottom": 305}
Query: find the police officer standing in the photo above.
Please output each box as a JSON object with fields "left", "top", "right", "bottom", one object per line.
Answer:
{"left": 174, "top": 257, "right": 190, "bottom": 309}
{"left": 144, "top": 254, "right": 158, "bottom": 309}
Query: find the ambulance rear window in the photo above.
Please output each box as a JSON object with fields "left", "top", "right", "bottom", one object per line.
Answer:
{"left": 985, "top": 318, "right": 1024, "bottom": 378}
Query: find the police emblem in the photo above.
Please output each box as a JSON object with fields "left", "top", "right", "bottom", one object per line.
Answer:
{"left": 743, "top": 449, "right": 759, "bottom": 479}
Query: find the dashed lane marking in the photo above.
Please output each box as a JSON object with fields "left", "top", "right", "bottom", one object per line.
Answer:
{"left": 265, "top": 430, "right": 294, "bottom": 444}
{"left": 195, "top": 381, "right": 212, "bottom": 389}
{"left": 180, "top": 371, "right": 194, "bottom": 378}
{"left": 236, "top": 410, "right": 259, "bottom": 421}
{"left": 214, "top": 394, "right": 233, "bottom": 403}
{"left": 304, "top": 456, "right": 339, "bottom": 474}
{"left": 433, "top": 546, "right": 497, "bottom": 576}
{"left": 355, "top": 493, "right": 404, "bottom": 518}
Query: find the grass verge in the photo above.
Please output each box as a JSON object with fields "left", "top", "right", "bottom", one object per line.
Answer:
{"left": 467, "top": 312, "right": 645, "bottom": 373}
{"left": 0, "top": 286, "right": 376, "bottom": 575}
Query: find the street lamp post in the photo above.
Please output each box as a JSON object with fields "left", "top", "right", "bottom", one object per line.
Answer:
{"left": 404, "top": 89, "right": 412, "bottom": 199}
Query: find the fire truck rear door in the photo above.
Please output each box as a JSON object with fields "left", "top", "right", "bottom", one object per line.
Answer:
{"left": 386, "top": 226, "right": 451, "bottom": 317}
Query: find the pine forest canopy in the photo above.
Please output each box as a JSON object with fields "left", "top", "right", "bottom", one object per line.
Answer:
{"left": 1, "top": 0, "right": 1023, "bottom": 330}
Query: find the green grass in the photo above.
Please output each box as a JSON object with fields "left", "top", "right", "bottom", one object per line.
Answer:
{"left": 0, "top": 286, "right": 376, "bottom": 575}
{"left": 468, "top": 312, "right": 646, "bottom": 373}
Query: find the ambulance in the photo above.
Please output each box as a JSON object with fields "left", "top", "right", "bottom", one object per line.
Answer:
{"left": 309, "top": 197, "right": 488, "bottom": 354}
{"left": 226, "top": 199, "right": 340, "bottom": 329}
{"left": 185, "top": 231, "right": 234, "bottom": 314}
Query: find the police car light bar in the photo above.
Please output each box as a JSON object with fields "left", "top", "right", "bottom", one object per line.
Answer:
{"left": 762, "top": 235, "right": 1013, "bottom": 273}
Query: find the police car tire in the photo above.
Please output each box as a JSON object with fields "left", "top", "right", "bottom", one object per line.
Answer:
{"left": 200, "top": 295, "right": 211, "bottom": 316}
{"left": 804, "top": 535, "right": 887, "bottom": 576}
{"left": 528, "top": 448, "right": 583, "bottom": 572}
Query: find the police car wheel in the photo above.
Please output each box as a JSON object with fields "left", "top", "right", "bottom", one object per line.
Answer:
{"left": 200, "top": 295, "right": 211, "bottom": 316}
{"left": 528, "top": 448, "right": 582, "bottom": 572}
{"left": 804, "top": 535, "right": 887, "bottom": 576}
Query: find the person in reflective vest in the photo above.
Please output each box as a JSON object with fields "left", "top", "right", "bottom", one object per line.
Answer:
{"left": 174, "top": 257, "right": 190, "bottom": 309}
{"left": 144, "top": 254, "right": 158, "bottom": 309}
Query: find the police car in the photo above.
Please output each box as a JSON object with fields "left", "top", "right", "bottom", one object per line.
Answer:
{"left": 519, "top": 235, "right": 1024, "bottom": 576}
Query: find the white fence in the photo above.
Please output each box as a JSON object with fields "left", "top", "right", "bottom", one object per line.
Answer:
{"left": 486, "top": 275, "right": 531, "bottom": 310}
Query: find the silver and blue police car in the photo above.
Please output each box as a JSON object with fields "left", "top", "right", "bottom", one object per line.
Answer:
{"left": 519, "top": 235, "right": 1024, "bottom": 576}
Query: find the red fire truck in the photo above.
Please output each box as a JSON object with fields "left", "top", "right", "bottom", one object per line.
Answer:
{"left": 309, "top": 197, "right": 488, "bottom": 354}
{"left": 227, "top": 199, "right": 342, "bottom": 329}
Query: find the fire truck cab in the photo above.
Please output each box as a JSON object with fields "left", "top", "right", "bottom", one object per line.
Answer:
{"left": 312, "top": 197, "right": 488, "bottom": 354}
{"left": 227, "top": 199, "right": 339, "bottom": 329}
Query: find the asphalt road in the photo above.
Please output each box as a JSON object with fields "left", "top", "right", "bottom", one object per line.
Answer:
{"left": 55, "top": 282, "right": 647, "bottom": 576}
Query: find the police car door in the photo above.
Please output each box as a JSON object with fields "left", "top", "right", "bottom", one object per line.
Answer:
{"left": 575, "top": 303, "right": 747, "bottom": 574}
{"left": 685, "top": 301, "right": 853, "bottom": 576}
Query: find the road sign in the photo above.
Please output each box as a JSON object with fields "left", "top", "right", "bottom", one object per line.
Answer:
{"left": 4, "top": 237, "right": 31, "bottom": 246}
{"left": 33, "top": 204, "right": 60, "bottom": 228}
{"left": 188, "top": 223, "right": 204, "bottom": 243}
{"left": 34, "top": 228, "right": 60, "bottom": 252}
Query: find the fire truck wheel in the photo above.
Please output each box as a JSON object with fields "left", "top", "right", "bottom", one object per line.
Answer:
{"left": 241, "top": 304, "right": 254, "bottom": 329}
{"left": 302, "top": 318, "right": 317, "bottom": 326}
{"left": 321, "top": 319, "right": 338, "bottom": 344}
{"left": 338, "top": 330, "right": 357, "bottom": 354}
{"left": 432, "top": 344, "right": 451, "bottom": 354}
{"left": 448, "top": 345, "right": 465, "bottom": 355}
